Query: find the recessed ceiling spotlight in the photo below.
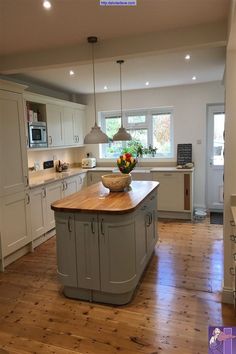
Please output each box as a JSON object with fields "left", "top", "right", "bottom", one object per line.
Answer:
{"left": 104, "top": 85, "right": 108, "bottom": 90}
{"left": 185, "top": 54, "right": 191, "bottom": 60}
{"left": 69, "top": 70, "right": 75, "bottom": 76}
{"left": 192, "top": 76, "right": 196, "bottom": 81}
{"left": 145, "top": 81, "right": 150, "bottom": 86}
{"left": 43, "top": 1, "right": 51, "bottom": 9}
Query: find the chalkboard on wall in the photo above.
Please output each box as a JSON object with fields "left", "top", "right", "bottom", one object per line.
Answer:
{"left": 177, "top": 144, "right": 192, "bottom": 165}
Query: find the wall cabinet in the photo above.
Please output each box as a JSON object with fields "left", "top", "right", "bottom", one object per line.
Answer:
{"left": 54, "top": 189, "right": 158, "bottom": 304}
{"left": 151, "top": 171, "right": 193, "bottom": 219}
{"left": 24, "top": 93, "right": 86, "bottom": 149}
{"left": 46, "top": 103, "right": 64, "bottom": 147}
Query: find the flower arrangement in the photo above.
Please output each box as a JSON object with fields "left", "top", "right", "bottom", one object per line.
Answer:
{"left": 117, "top": 153, "right": 137, "bottom": 174}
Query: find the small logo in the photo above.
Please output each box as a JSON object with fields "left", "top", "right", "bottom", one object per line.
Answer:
{"left": 100, "top": 0, "right": 136, "bottom": 6}
{"left": 208, "top": 326, "right": 236, "bottom": 354}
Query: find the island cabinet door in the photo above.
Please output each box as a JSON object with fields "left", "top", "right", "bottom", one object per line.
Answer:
{"left": 135, "top": 204, "right": 148, "bottom": 275}
{"left": 99, "top": 213, "right": 137, "bottom": 294}
{"left": 55, "top": 212, "right": 77, "bottom": 287}
{"left": 75, "top": 213, "right": 100, "bottom": 291}
{"left": 146, "top": 192, "right": 158, "bottom": 258}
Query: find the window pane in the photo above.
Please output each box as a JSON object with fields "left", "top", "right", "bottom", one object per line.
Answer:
{"left": 103, "top": 142, "right": 123, "bottom": 158}
{"left": 152, "top": 114, "right": 171, "bottom": 155}
{"left": 105, "top": 117, "right": 121, "bottom": 139}
{"left": 127, "top": 115, "right": 146, "bottom": 124}
{"left": 102, "top": 117, "right": 123, "bottom": 158}
{"left": 128, "top": 129, "right": 148, "bottom": 147}
{"left": 213, "top": 113, "right": 225, "bottom": 166}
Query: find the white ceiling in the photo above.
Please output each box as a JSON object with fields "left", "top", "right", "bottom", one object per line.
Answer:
{"left": 0, "top": 0, "right": 229, "bottom": 94}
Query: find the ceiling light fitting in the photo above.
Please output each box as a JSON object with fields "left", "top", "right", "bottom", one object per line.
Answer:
{"left": 185, "top": 54, "right": 191, "bottom": 60}
{"left": 43, "top": 0, "right": 51, "bottom": 9}
{"left": 113, "top": 60, "right": 132, "bottom": 142}
{"left": 84, "top": 37, "right": 109, "bottom": 144}
{"left": 69, "top": 70, "right": 75, "bottom": 76}
{"left": 145, "top": 81, "right": 149, "bottom": 86}
{"left": 192, "top": 76, "right": 196, "bottom": 81}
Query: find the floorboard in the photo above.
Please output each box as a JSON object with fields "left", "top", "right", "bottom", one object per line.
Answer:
{"left": 0, "top": 218, "right": 235, "bottom": 354}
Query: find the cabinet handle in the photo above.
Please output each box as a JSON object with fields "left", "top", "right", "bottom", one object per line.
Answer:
{"left": 42, "top": 188, "right": 46, "bottom": 198}
{"left": 49, "top": 136, "right": 52, "bottom": 145}
{"left": 68, "top": 216, "right": 73, "bottom": 233}
{"left": 230, "top": 267, "right": 235, "bottom": 275}
{"left": 91, "top": 218, "right": 95, "bottom": 234}
{"left": 79, "top": 175, "right": 82, "bottom": 184}
{"left": 150, "top": 195, "right": 155, "bottom": 200}
{"left": 150, "top": 213, "right": 153, "bottom": 224}
{"left": 26, "top": 193, "right": 30, "bottom": 204}
{"left": 100, "top": 219, "right": 105, "bottom": 235}
{"left": 230, "top": 220, "right": 236, "bottom": 226}
{"left": 64, "top": 181, "right": 67, "bottom": 190}
{"left": 24, "top": 175, "right": 29, "bottom": 187}
{"left": 233, "top": 253, "right": 236, "bottom": 261}
{"left": 230, "top": 235, "right": 236, "bottom": 242}
{"left": 77, "top": 135, "right": 79, "bottom": 142}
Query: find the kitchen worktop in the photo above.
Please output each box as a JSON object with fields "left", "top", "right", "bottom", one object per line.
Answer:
{"left": 29, "top": 166, "right": 193, "bottom": 188}
{"left": 51, "top": 181, "right": 159, "bottom": 214}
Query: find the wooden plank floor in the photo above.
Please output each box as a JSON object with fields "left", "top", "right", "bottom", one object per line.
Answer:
{"left": 0, "top": 218, "right": 235, "bottom": 354}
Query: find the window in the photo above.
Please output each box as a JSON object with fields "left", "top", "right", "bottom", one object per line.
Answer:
{"left": 100, "top": 109, "right": 173, "bottom": 159}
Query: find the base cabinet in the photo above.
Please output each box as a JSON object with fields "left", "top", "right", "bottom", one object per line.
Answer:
{"left": 54, "top": 189, "right": 158, "bottom": 305}
{"left": 151, "top": 171, "right": 193, "bottom": 219}
{"left": 1, "top": 191, "right": 31, "bottom": 257}
{"left": 30, "top": 173, "right": 87, "bottom": 241}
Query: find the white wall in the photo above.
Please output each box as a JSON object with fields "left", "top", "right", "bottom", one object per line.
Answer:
{"left": 84, "top": 81, "right": 224, "bottom": 209}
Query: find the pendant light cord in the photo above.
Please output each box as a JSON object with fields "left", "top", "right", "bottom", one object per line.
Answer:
{"left": 117, "top": 60, "right": 124, "bottom": 128}
{"left": 91, "top": 43, "right": 97, "bottom": 127}
{"left": 119, "top": 62, "right": 123, "bottom": 128}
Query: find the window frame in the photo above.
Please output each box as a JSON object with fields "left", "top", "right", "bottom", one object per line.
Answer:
{"left": 99, "top": 108, "right": 174, "bottom": 160}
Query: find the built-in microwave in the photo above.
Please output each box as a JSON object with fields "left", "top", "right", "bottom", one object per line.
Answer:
{"left": 28, "top": 122, "right": 48, "bottom": 148}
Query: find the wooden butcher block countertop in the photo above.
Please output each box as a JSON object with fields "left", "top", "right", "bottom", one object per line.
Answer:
{"left": 51, "top": 180, "right": 159, "bottom": 214}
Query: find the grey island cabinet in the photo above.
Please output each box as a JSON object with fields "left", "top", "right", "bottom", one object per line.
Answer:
{"left": 51, "top": 181, "right": 159, "bottom": 305}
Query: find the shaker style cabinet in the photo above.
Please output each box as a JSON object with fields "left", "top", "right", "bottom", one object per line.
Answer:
{"left": 24, "top": 92, "right": 86, "bottom": 149}
{"left": 46, "top": 103, "right": 64, "bottom": 147}
{"left": 151, "top": 171, "right": 193, "bottom": 219}
{"left": 30, "top": 173, "right": 87, "bottom": 240}
{"left": 0, "top": 80, "right": 31, "bottom": 268}
{"left": 0, "top": 89, "right": 28, "bottom": 197}
{"left": 54, "top": 187, "right": 158, "bottom": 304}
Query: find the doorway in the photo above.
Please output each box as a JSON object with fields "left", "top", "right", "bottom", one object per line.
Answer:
{"left": 206, "top": 104, "right": 225, "bottom": 211}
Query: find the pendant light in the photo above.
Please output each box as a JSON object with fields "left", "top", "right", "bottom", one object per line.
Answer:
{"left": 113, "top": 60, "right": 132, "bottom": 141}
{"left": 84, "top": 36, "right": 109, "bottom": 144}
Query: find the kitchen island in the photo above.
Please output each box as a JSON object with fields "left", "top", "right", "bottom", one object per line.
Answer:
{"left": 51, "top": 181, "right": 159, "bottom": 305}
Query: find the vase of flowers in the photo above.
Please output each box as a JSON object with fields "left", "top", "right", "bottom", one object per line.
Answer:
{"left": 117, "top": 153, "right": 137, "bottom": 174}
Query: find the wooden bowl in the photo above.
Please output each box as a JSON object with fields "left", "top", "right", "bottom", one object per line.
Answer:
{"left": 101, "top": 173, "right": 132, "bottom": 192}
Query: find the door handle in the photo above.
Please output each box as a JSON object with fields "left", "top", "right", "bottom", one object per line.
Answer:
{"left": 42, "top": 188, "right": 46, "bottom": 198}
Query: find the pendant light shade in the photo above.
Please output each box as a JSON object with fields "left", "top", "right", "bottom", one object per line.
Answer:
{"left": 113, "top": 60, "right": 132, "bottom": 141}
{"left": 84, "top": 36, "right": 109, "bottom": 144}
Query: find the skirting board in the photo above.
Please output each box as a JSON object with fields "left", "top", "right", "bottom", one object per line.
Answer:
{"left": 222, "top": 287, "right": 234, "bottom": 304}
{"left": 158, "top": 211, "right": 192, "bottom": 220}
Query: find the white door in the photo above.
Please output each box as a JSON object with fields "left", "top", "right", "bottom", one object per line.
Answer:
{"left": 46, "top": 104, "right": 64, "bottom": 147}
{"left": 206, "top": 104, "right": 225, "bottom": 211}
